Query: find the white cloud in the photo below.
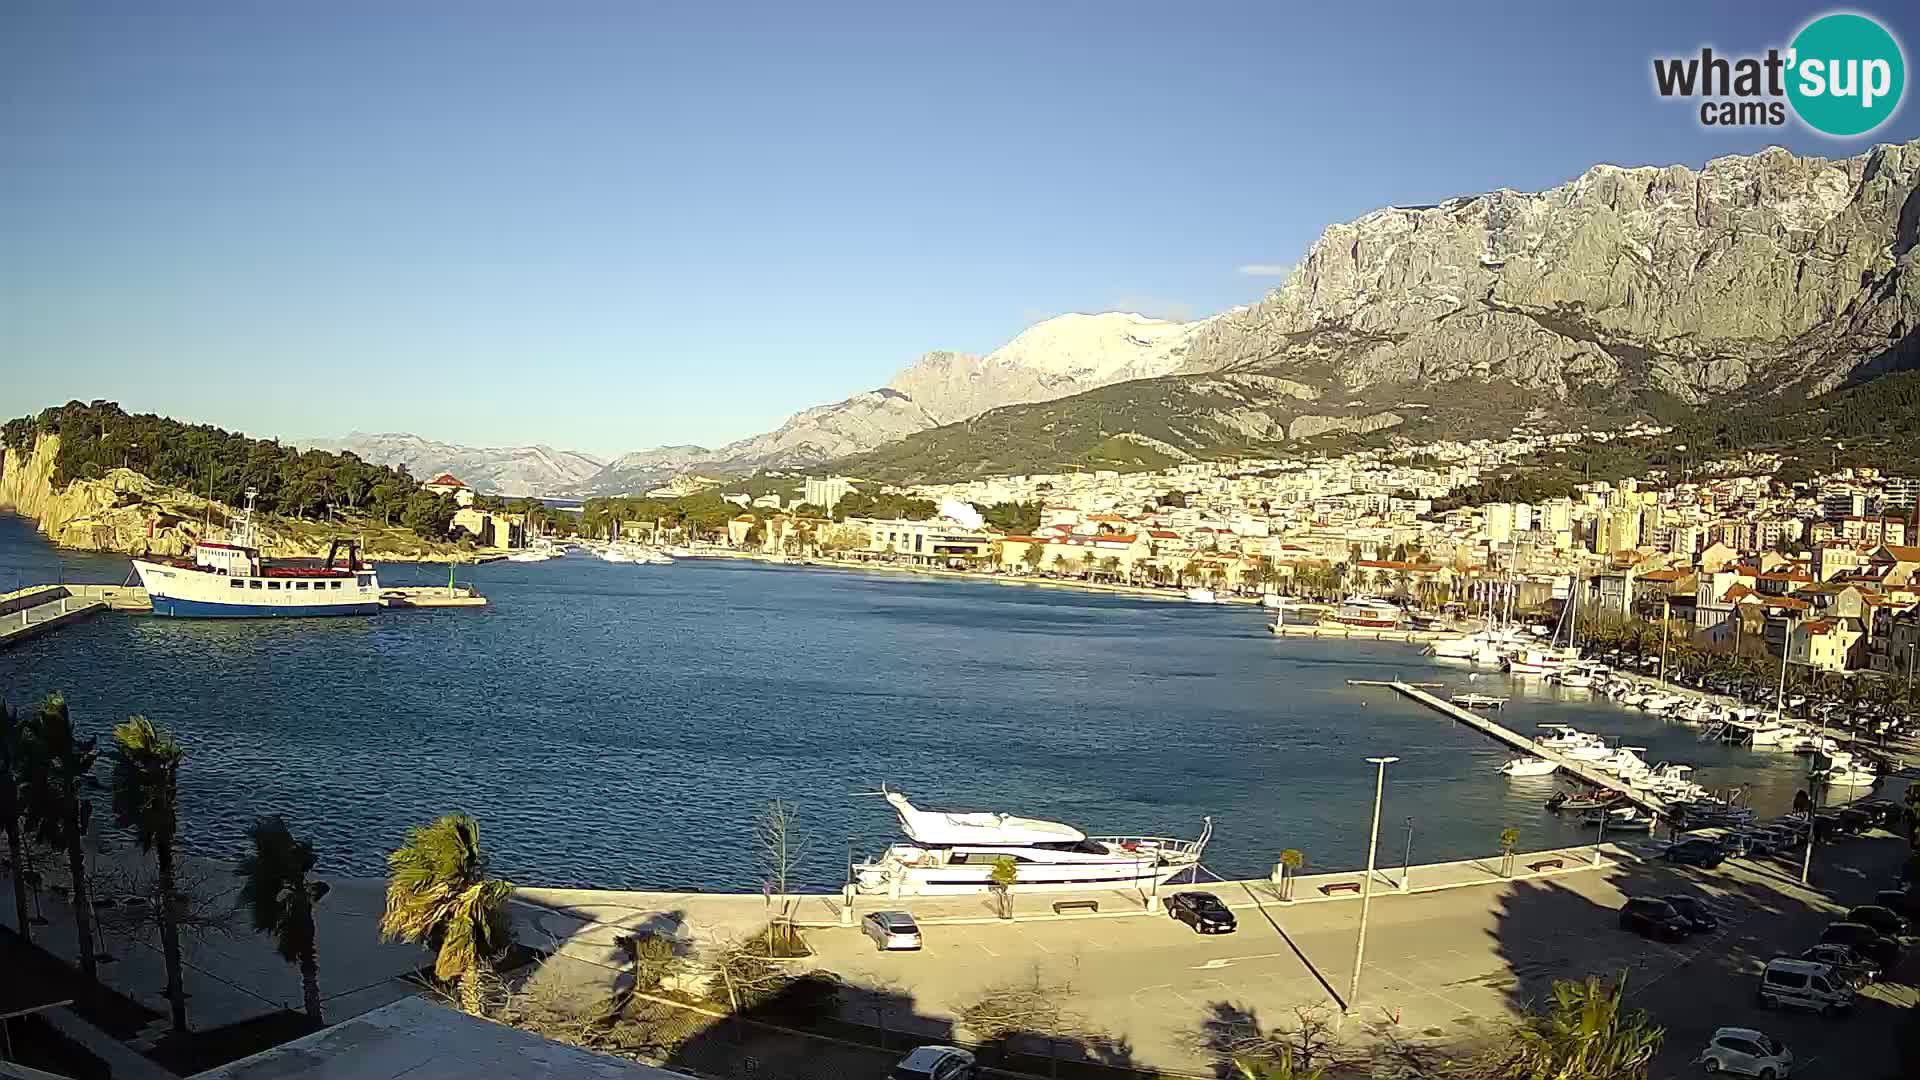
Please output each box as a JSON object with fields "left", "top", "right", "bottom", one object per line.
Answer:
{"left": 1237, "top": 264, "right": 1292, "bottom": 277}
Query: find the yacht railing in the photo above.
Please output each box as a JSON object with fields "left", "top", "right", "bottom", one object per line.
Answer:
{"left": 1095, "top": 816, "right": 1214, "bottom": 861}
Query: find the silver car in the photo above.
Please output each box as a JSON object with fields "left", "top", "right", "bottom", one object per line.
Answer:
{"left": 863, "top": 910, "right": 923, "bottom": 951}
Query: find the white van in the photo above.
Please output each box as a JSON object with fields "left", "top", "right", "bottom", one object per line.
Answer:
{"left": 1757, "top": 958, "right": 1854, "bottom": 1014}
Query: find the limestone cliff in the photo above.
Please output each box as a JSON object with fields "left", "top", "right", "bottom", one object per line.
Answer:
{"left": 0, "top": 435, "right": 464, "bottom": 561}
{"left": 1182, "top": 140, "right": 1920, "bottom": 404}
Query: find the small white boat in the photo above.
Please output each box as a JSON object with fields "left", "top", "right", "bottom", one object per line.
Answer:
{"left": 1498, "top": 757, "right": 1558, "bottom": 777}
{"left": 1186, "top": 588, "right": 1218, "bottom": 604}
{"left": 1557, "top": 671, "right": 1595, "bottom": 689}
{"left": 1453, "top": 693, "right": 1508, "bottom": 709}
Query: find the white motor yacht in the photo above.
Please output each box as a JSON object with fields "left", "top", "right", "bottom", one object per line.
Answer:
{"left": 852, "top": 790, "right": 1211, "bottom": 897}
{"left": 1186, "top": 588, "right": 1218, "bottom": 604}
{"left": 1498, "top": 757, "right": 1558, "bottom": 777}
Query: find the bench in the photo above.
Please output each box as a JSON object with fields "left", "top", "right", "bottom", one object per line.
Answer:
{"left": 1052, "top": 900, "right": 1099, "bottom": 915}
{"left": 1528, "top": 858, "right": 1564, "bottom": 872}
{"left": 1320, "top": 881, "right": 1363, "bottom": 896}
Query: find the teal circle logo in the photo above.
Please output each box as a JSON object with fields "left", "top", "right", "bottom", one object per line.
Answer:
{"left": 1788, "top": 13, "right": 1905, "bottom": 136}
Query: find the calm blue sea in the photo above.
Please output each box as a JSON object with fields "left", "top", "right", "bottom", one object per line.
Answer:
{"left": 0, "top": 513, "right": 1816, "bottom": 891}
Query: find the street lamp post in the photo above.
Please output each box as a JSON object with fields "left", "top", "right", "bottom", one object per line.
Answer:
{"left": 1347, "top": 755, "right": 1399, "bottom": 1013}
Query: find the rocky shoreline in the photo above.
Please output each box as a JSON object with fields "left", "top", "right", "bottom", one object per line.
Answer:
{"left": 0, "top": 435, "right": 474, "bottom": 564}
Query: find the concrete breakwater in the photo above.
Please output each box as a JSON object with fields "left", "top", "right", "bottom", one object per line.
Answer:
{"left": 0, "top": 584, "right": 107, "bottom": 649}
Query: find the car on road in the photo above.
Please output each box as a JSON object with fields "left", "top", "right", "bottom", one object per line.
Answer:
{"left": 1165, "top": 891, "right": 1237, "bottom": 934}
{"left": 862, "top": 911, "right": 923, "bottom": 951}
{"left": 891, "top": 1045, "right": 976, "bottom": 1080}
{"left": 1663, "top": 839, "right": 1726, "bottom": 868}
{"left": 1664, "top": 894, "right": 1720, "bottom": 933}
{"left": 1819, "top": 921, "right": 1901, "bottom": 968}
{"left": 1619, "top": 897, "right": 1693, "bottom": 942}
{"left": 1696, "top": 1026, "right": 1793, "bottom": 1077}
{"left": 1845, "top": 904, "right": 1910, "bottom": 939}
{"left": 1799, "top": 943, "right": 1881, "bottom": 984}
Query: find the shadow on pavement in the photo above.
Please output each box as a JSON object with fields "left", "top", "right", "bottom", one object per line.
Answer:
{"left": 1488, "top": 814, "right": 1920, "bottom": 1079}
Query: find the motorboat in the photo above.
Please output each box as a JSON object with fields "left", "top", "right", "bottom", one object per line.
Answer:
{"left": 1498, "top": 757, "right": 1558, "bottom": 777}
{"left": 1581, "top": 805, "right": 1645, "bottom": 826}
{"left": 1548, "top": 789, "right": 1623, "bottom": 813}
{"left": 1186, "top": 588, "right": 1218, "bottom": 604}
{"left": 1452, "top": 693, "right": 1508, "bottom": 709}
{"left": 851, "top": 790, "right": 1212, "bottom": 897}
{"left": 1557, "top": 671, "right": 1596, "bottom": 689}
{"left": 1329, "top": 597, "right": 1402, "bottom": 628}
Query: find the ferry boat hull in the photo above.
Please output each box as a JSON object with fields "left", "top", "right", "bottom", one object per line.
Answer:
{"left": 134, "top": 560, "right": 382, "bottom": 618}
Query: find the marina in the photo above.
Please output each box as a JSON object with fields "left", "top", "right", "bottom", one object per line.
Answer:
{"left": 0, "top": 512, "right": 1846, "bottom": 891}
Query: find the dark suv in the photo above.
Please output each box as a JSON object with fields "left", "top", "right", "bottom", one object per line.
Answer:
{"left": 1663, "top": 894, "right": 1719, "bottom": 933}
{"left": 1662, "top": 839, "right": 1725, "bottom": 868}
{"left": 1619, "top": 898, "right": 1692, "bottom": 942}
{"left": 1821, "top": 921, "right": 1901, "bottom": 968}
{"left": 1846, "top": 904, "right": 1910, "bottom": 939}
{"left": 1165, "top": 891, "right": 1237, "bottom": 934}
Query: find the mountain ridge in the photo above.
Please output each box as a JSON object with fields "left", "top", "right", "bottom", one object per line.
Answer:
{"left": 830, "top": 138, "right": 1920, "bottom": 483}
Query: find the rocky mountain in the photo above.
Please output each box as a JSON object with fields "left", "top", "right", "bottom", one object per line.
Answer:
{"left": 578, "top": 311, "right": 1208, "bottom": 493}
{"left": 302, "top": 432, "right": 606, "bottom": 496}
{"left": 836, "top": 139, "right": 1920, "bottom": 483}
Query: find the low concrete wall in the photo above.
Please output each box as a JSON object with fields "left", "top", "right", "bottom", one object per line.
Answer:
{"left": 64, "top": 583, "right": 149, "bottom": 610}
{"left": 0, "top": 584, "right": 66, "bottom": 619}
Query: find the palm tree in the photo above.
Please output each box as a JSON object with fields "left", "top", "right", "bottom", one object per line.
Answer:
{"left": 1079, "top": 550, "right": 1096, "bottom": 579}
{"left": 237, "top": 816, "right": 330, "bottom": 1023}
{"left": 1502, "top": 972, "right": 1663, "bottom": 1080}
{"left": 0, "top": 702, "right": 30, "bottom": 942}
{"left": 21, "top": 693, "right": 100, "bottom": 983}
{"left": 379, "top": 814, "right": 514, "bottom": 1014}
{"left": 109, "top": 715, "right": 189, "bottom": 1032}
{"left": 1099, "top": 556, "right": 1121, "bottom": 582}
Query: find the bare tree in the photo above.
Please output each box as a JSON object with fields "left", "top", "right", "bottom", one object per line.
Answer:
{"left": 960, "top": 964, "right": 1105, "bottom": 1069}
{"left": 756, "top": 799, "right": 806, "bottom": 954}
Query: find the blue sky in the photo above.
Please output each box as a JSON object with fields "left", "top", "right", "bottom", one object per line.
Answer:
{"left": 5, "top": 2, "right": 1919, "bottom": 458}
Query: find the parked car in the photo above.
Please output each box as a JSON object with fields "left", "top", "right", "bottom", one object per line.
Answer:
{"left": 1734, "top": 829, "right": 1779, "bottom": 857}
{"left": 1663, "top": 839, "right": 1726, "bottom": 868}
{"left": 1696, "top": 1026, "right": 1794, "bottom": 1077}
{"left": 1819, "top": 921, "right": 1901, "bottom": 968}
{"left": 1799, "top": 943, "right": 1881, "bottom": 984}
{"left": 1834, "top": 807, "right": 1874, "bottom": 834}
{"left": 1166, "top": 891, "right": 1237, "bottom": 934}
{"left": 1619, "top": 897, "right": 1692, "bottom": 942}
{"left": 891, "top": 1045, "right": 976, "bottom": 1080}
{"left": 1874, "top": 888, "right": 1920, "bottom": 919}
{"left": 1664, "top": 894, "right": 1720, "bottom": 933}
{"left": 1756, "top": 958, "right": 1854, "bottom": 1016}
{"left": 862, "top": 910, "right": 923, "bottom": 951}
{"left": 1845, "top": 904, "right": 1910, "bottom": 939}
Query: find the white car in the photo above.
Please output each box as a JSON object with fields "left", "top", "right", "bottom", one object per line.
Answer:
{"left": 891, "top": 1045, "right": 976, "bottom": 1079}
{"left": 862, "top": 910, "right": 923, "bottom": 951}
{"left": 1697, "top": 1027, "right": 1792, "bottom": 1078}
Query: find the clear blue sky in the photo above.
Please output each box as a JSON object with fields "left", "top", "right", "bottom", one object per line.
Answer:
{"left": 5, "top": 2, "right": 1918, "bottom": 458}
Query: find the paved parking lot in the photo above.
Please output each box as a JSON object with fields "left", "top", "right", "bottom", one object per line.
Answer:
{"left": 807, "top": 823, "right": 1918, "bottom": 1075}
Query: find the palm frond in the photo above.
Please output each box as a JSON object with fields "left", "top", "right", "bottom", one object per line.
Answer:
{"left": 109, "top": 715, "right": 183, "bottom": 852}
{"left": 383, "top": 814, "right": 513, "bottom": 981}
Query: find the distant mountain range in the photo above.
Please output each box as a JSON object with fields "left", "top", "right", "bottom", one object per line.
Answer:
{"left": 299, "top": 433, "right": 605, "bottom": 496}
{"left": 318, "top": 138, "right": 1920, "bottom": 493}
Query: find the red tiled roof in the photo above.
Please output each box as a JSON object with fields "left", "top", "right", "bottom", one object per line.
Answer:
{"left": 1638, "top": 569, "right": 1685, "bottom": 582}
{"left": 1883, "top": 545, "right": 1920, "bottom": 562}
{"left": 1147, "top": 530, "right": 1181, "bottom": 539}
{"left": 427, "top": 473, "right": 466, "bottom": 487}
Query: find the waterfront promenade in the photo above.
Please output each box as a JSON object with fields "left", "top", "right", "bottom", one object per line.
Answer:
{"left": 7, "top": 806, "right": 1912, "bottom": 1078}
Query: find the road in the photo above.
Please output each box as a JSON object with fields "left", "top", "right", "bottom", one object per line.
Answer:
{"left": 807, "top": 821, "right": 1918, "bottom": 1076}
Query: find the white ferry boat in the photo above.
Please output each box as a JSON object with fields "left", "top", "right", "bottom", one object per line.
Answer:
{"left": 852, "top": 789, "right": 1211, "bottom": 897}
{"left": 131, "top": 490, "right": 381, "bottom": 618}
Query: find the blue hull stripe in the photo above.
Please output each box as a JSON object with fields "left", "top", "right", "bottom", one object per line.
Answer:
{"left": 147, "top": 596, "right": 381, "bottom": 619}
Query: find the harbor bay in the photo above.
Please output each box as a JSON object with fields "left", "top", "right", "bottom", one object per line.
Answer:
{"left": 0, "top": 512, "right": 1818, "bottom": 893}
